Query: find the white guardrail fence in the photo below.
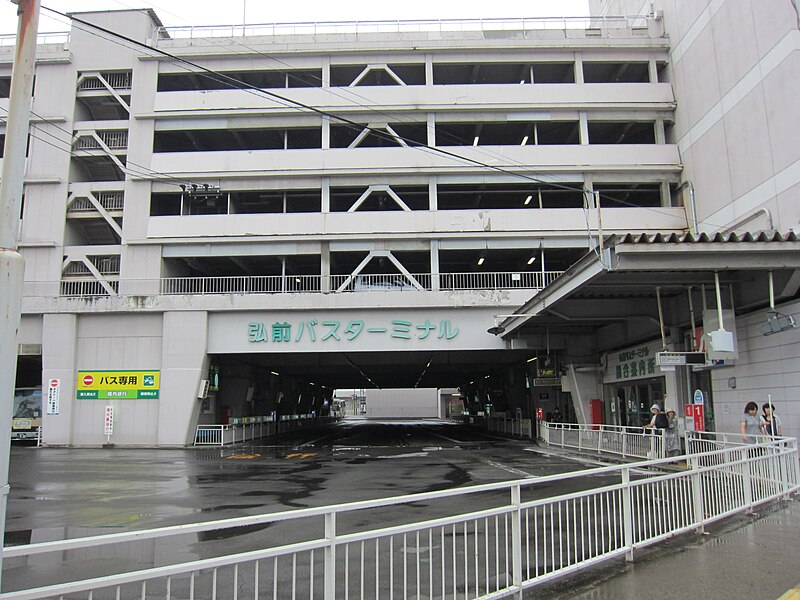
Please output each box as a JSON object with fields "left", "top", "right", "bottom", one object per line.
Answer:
{"left": 194, "top": 415, "right": 338, "bottom": 446}
{"left": 541, "top": 421, "right": 667, "bottom": 460}
{"left": 1, "top": 430, "right": 797, "bottom": 599}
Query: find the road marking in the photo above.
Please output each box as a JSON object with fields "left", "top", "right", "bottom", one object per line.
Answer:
{"left": 777, "top": 584, "right": 800, "bottom": 600}
{"left": 484, "top": 459, "right": 536, "bottom": 479}
{"left": 524, "top": 447, "right": 615, "bottom": 468}
{"left": 285, "top": 453, "right": 317, "bottom": 460}
{"left": 227, "top": 453, "right": 261, "bottom": 460}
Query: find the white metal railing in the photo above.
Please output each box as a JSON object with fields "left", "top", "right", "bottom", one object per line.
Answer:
{"left": 73, "top": 130, "right": 128, "bottom": 150}
{"left": 0, "top": 31, "right": 69, "bottom": 47}
{"left": 160, "top": 271, "right": 560, "bottom": 296}
{"left": 542, "top": 421, "right": 667, "bottom": 460}
{"left": 58, "top": 279, "right": 119, "bottom": 297}
{"left": 22, "top": 271, "right": 562, "bottom": 299}
{"left": 194, "top": 416, "right": 336, "bottom": 446}
{"left": 1, "top": 437, "right": 796, "bottom": 600}
{"left": 487, "top": 415, "right": 534, "bottom": 439}
{"left": 66, "top": 192, "right": 125, "bottom": 213}
{"left": 77, "top": 71, "right": 133, "bottom": 90}
{"left": 157, "top": 15, "right": 652, "bottom": 43}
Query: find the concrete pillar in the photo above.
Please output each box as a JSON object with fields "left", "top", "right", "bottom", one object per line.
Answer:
{"left": 430, "top": 240, "right": 440, "bottom": 291}
{"left": 157, "top": 311, "right": 209, "bottom": 446}
{"left": 321, "top": 242, "right": 331, "bottom": 293}
{"left": 321, "top": 177, "right": 330, "bottom": 213}
{"left": 574, "top": 53, "right": 584, "bottom": 84}
{"left": 579, "top": 112, "right": 589, "bottom": 145}
{"left": 648, "top": 58, "right": 658, "bottom": 84}
{"left": 41, "top": 314, "right": 78, "bottom": 446}
{"left": 564, "top": 364, "right": 601, "bottom": 425}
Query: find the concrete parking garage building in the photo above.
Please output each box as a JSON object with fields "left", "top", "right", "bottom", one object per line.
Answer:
{"left": 8, "top": 4, "right": 799, "bottom": 446}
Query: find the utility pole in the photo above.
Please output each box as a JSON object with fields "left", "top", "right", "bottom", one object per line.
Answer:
{"left": 0, "top": 0, "right": 40, "bottom": 583}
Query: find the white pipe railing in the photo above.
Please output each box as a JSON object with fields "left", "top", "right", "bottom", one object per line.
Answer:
{"left": 541, "top": 421, "right": 667, "bottom": 460}
{"left": 194, "top": 415, "right": 337, "bottom": 446}
{"left": 1, "top": 436, "right": 796, "bottom": 599}
{"left": 487, "top": 415, "right": 534, "bottom": 439}
{"left": 157, "top": 16, "right": 651, "bottom": 43}
{"left": 22, "top": 271, "right": 563, "bottom": 299}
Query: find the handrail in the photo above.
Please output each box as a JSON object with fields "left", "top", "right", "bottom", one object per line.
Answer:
{"left": 1, "top": 434, "right": 796, "bottom": 599}
{"left": 22, "top": 270, "right": 564, "bottom": 299}
{"left": 156, "top": 15, "right": 652, "bottom": 43}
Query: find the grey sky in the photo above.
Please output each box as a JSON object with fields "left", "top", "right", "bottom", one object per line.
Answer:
{"left": 0, "top": 1, "right": 591, "bottom": 36}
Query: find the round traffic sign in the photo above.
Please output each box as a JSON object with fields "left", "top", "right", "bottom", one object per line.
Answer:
{"left": 83, "top": 374, "right": 94, "bottom": 386}
{"left": 49, "top": 379, "right": 59, "bottom": 387}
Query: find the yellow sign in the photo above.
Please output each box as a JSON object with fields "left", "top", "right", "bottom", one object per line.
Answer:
{"left": 77, "top": 371, "right": 160, "bottom": 399}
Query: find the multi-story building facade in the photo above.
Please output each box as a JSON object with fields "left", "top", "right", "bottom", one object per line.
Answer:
{"left": 580, "top": 0, "right": 800, "bottom": 437}
{"left": 11, "top": 6, "right": 789, "bottom": 446}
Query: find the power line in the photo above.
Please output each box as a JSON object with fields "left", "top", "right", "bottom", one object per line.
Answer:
{"left": 43, "top": 6, "right": 598, "bottom": 195}
{"left": 38, "top": 6, "right": 723, "bottom": 230}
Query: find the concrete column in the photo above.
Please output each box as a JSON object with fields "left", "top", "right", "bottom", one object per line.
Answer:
{"left": 322, "top": 115, "right": 330, "bottom": 150}
{"left": 579, "top": 112, "right": 589, "bottom": 145}
{"left": 321, "top": 177, "right": 330, "bottom": 213}
{"left": 564, "top": 364, "right": 601, "bottom": 425}
{"left": 428, "top": 176, "right": 437, "bottom": 210}
{"left": 648, "top": 58, "right": 658, "bottom": 84}
{"left": 655, "top": 119, "right": 666, "bottom": 144}
{"left": 660, "top": 180, "right": 671, "bottom": 207}
{"left": 425, "top": 53, "right": 433, "bottom": 85}
{"left": 41, "top": 314, "right": 78, "bottom": 446}
{"left": 427, "top": 113, "right": 436, "bottom": 146}
{"left": 574, "top": 53, "right": 584, "bottom": 84}
{"left": 321, "top": 56, "right": 330, "bottom": 87}
{"left": 430, "top": 240, "right": 440, "bottom": 291}
{"left": 157, "top": 311, "right": 209, "bottom": 446}
{"left": 321, "top": 242, "right": 331, "bottom": 293}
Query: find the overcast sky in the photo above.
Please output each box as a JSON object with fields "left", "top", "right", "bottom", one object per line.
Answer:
{"left": 0, "top": 1, "right": 591, "bottom": 36}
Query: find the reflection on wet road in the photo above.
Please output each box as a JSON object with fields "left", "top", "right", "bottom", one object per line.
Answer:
{"left": 4, "top": 419, "right": 591, "bottom": 535}
{"left": 3, "top": 418, "right": 604, "bottom": 591}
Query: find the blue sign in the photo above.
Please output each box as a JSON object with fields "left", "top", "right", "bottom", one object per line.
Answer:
{"left": 693, "top": 389, "right": 704, "bottom": 405}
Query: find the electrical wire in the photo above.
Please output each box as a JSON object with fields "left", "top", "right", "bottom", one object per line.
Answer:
{"left": 31, "top": 6, "right": 731, "bottom": 231}
{"left": 0, "top": 106, "right": 196, "bottom": 186}
{"left": 42, "top": 7, "right": 608, "bottom": 196}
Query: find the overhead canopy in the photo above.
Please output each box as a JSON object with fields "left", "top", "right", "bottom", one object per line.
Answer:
{"left": 496, "top": 231, "right": 800, "bottom": 350}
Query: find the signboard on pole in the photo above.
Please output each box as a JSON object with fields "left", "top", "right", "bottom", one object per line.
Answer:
{"left": 685, "top": 404, "right": 705, "bottom": 432}
{"left": 103, "top": 406, "right": 114, "bottom": 436}
{"left": 46, "top": 378, "right": 60, "bottom": 415}
{"left": 77, "top": 371, "right": 160, "bottom": 399}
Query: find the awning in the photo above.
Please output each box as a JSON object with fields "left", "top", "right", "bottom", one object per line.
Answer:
{"left": 495, "top": 231, "right": 800, "bottom": 347}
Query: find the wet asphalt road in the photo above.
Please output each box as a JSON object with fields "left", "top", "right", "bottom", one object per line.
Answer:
{"left": 4, "top": 418, "right": 799, "bottom": 599}
{"left": 5, "top": 418, "right": 587, "bottom": 538}
{"left": 4, "top": 418, "right": 611, "bottom": 593}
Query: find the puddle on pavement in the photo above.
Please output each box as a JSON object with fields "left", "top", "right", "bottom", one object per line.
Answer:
{"left": 200, "top": 503, "right": 266, "bottom": 512}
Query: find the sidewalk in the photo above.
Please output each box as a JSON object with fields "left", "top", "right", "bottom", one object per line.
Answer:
{"left": 530, "top": 497, "right": 800, "bottom": 600}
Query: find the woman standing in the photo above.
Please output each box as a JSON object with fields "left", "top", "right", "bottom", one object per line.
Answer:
{"left": 761, "top": 403, "right": 783, "bottom": 437}
{"left": 740, "top": 401, "right": 762, "bottom": 444}
{"left": 664, "top": 409, "right": 681, "bottom": 456}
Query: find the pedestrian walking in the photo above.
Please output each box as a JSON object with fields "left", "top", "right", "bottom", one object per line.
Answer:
{"left": 740, "top": 401, "right": 762, "bottom": 444}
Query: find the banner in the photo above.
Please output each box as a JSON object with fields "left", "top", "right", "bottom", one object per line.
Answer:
{"left": 77, "top": 371, "right": 160, "bottom": 399}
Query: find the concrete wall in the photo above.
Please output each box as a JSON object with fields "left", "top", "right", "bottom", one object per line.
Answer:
{"left": 364, "top": 389, "right": 439, "bottom": 418}
{"left": 711, "top": 299, "right": 800, "bottom": 440}
{"left": 594, "top": 0, "right": 800, "bottom": 235}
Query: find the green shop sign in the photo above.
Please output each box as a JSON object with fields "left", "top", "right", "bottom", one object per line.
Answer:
{"left": 614, "top": 346, "right": 657, "bottom": 380}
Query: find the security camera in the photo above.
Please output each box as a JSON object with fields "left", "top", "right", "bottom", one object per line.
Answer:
{"left": 759, "top": 311, "right": 797, "bottom": 336}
